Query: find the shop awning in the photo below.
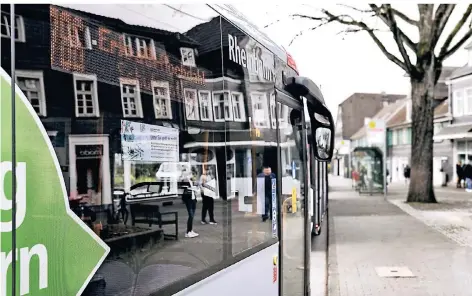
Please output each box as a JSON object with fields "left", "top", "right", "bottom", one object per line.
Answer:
{"left": 434, "top": 124, "right": 472, "bottom": 141}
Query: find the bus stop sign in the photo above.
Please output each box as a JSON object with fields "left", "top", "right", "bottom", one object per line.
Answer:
{"left": 0, "top": 70, "right": 109, "bottom": 296}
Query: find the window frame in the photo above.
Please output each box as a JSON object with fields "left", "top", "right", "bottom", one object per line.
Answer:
{"left": 180, "top": 47, "right": 196, "bottom": 67}
{"left": 151, "top": 80, "right": 172, "bottom": 119}
{"left": 119, "top": 78, "right": 143, "bottom": 118}
{"left": 230, "top": 91, "right": 246, "bottom": 122}
{"left": 392, "top": 129, "right": 398, "bottom": 145}
{"left": 70, "top": 24, "right": 92, "bottom": 49}
{"left": 15, "top": 70, "right": 47, "bottom": 117}
{"left": 73, "top": 73, "right": 100, "bottom": 118}
{"left": 212, "top": 91, "right": 233, "bottom": 122}
{"left": 198, "top": 90, "right": 213, "bottom": 121}
{"left": 250, "top": 91, "right": 269, "bottom": 128}
{"left": 453, "top": 89, "right": 465, "bottom": 117}
{"left": 183, "top": 88, "right": 200, "bottom": 121}
{"left": 123, "top": 34, "right": 157, "bottom": 59}
{"left": 465, "top": 87, "right": 472, "bottom": 115}
{"left": 1, "top": 13, "right": 25, "bottom": 42}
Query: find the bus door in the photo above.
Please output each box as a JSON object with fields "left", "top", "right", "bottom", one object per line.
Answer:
{"left": 275, "top": 89, "right": 309, "bottom": 296}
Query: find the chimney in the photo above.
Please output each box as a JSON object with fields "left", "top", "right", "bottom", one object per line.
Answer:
{"left": 381, "top": 91, "right": 389, "bottom": 107}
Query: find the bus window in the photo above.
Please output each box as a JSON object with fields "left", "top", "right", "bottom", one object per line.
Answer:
{"left": 278, "top": 104, "right": 305, "bottom": 296}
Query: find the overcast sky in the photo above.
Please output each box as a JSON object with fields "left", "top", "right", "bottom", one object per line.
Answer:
{"left": 234, "top": 3, "right": 470, "bottom": 119}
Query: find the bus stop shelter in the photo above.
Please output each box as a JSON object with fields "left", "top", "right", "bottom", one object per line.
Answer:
{"left": 351, "top": 147, "right": 384, "bottom": 195}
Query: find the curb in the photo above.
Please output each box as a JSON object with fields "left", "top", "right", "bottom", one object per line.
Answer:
{"left": 326, "top": 209, "right": 340, "bottom": 296}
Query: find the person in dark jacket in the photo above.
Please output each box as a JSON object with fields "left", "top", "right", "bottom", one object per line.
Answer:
{"left": 457, "top": 161, "right": 464, "bottom": 188}
{"left": 258, "top": 166, "right": 276, "bottom": 222}
{"left": 464, "top": 162, "right": 472, "bottom": 192}
{"left": 404, "top": 165, "right": 411, "bottom": 185}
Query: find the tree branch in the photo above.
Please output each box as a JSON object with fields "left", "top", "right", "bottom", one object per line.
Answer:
{"left": 383, "top": 4, "right": 415, "bottom": 74}
{"left": 391, "top": 8, "right": 419, "bottom": 27}
{"left": 438, "top": 4, "right": 472, "bottom": 61}
{"left": 431, "top": 4, "right": 456, "bottom": 50}
{"left": 441, "top": 29, "right": 472, "bottom": 61}
{"left": 369, "top": 4, "right": 417, "bottom": 51}
{"left": 336, "top": 4, "right": 375, "bottom": 15}
{"left": 292, "top": 11, "right": 409, "bottom": 72}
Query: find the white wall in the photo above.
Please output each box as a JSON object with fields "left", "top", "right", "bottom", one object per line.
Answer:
{"left": 175, "top": 243, "right": 279, "bottom": 296}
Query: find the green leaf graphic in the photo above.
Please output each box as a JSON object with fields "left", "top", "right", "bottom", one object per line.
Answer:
{"left": 1, "top": 68, "right": 109, "bottom": 296}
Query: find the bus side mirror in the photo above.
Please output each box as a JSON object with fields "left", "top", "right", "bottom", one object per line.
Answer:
{"left": 310, "top": 112, "right": 334, "bottom": 162}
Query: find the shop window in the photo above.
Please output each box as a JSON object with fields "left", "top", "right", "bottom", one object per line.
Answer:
{"left": 184, "top": 88, "right": 199, "bottom": 121}
{"left": 198, "top": 90, "right": 213, "bottom": 121}
{"left": 251, "top": 92, "right": 269, "bottom": 128}
{"left": 15, "top": 70, "right": 47, "bottom": 116}
{"left": 151, "top": 80, "right": 172, "bottom": 119}
{"left": 120, "top": 78, "right": 143, "bottom": 118}
{"left": 212, "top": 91, "right": 232, "bottom": 121}
{"left": 231, "top": 92, "right": 246, "bottom": 122}
{"left": 73, "top": 73, "right": 99, "bottom": 117}
{"left": 1, "top": 12, "right": 25, "bottom": 42}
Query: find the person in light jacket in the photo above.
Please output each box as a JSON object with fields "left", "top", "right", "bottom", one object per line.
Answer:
{"left": 200, "top": 171, "right": 217, "bottom": 225}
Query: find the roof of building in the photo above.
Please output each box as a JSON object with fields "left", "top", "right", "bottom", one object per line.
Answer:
{"left": 448, "top": 65, "right": 472, "bottom": 81}
{"left": 350, "top": 98, "right": 407, "bottom": 140}
{"left": 387, "top": 98, "right": 450, "bottom": 129}
{"left": 338, "top": 92, "right": 405, "bottom": 107}
{"left": 350, "top": 96, "right": 451, "bottom": 140}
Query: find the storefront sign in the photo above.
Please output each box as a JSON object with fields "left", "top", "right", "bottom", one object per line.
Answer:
{"left": 76, "top": 145, "right": 103, "bottom": 158}
{"left": 228, "top": 33, "right": 276, "bottom": 82}
{"left": 271, "top": 178, "right": 277, "bottom": 238}
{"left": 366, "top": 118, "right": 386, "bottom": 147}
{"left": 121, "top": 120, "right": 179, "bottom": 162}
{"left": 0, "top": 69, "right": 109, "bottom": 295}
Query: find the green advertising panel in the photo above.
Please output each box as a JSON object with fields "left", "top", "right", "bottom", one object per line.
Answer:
{"left": 0, "top": 68, "right": 109, "bottom": 295}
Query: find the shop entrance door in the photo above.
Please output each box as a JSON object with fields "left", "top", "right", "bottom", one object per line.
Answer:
{"left": 69, "top": 135, "right": 111, "bottom": 205}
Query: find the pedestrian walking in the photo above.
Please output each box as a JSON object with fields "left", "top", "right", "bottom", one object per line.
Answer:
{"left": 200, "top": 171, "right": 217, "bottom": 225}
{"left": 457, "top": 161, "right": 464, "bottom": 188}
{"left": 404, "top": 164, "right": 411, "bottom": 185}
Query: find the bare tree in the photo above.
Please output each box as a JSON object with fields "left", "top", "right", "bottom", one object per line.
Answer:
{"left": 270, "top": 4, "right": 472, "bottom": 203}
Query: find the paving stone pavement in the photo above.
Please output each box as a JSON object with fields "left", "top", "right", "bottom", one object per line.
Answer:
{"left": 327, "top": 175, "right": 472, "bottom": 296}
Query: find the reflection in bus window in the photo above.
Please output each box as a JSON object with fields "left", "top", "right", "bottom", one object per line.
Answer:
{"left": 0, "top": 3, "right": 330, "bottom": 296}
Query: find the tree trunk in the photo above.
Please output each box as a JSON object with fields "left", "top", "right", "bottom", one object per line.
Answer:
{"left": 407, "top": 71, "right": 437, "bottom": 203}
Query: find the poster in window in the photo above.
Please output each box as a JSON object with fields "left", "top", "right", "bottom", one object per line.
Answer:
{"left": 121, "top": 120, "right": 179, "bottom": 162}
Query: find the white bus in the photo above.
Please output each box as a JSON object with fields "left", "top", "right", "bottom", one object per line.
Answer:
{"left": 1, "top": 3, "right": 333, "bottom": 296}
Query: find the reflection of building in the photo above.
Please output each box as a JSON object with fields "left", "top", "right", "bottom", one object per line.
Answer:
{"left": 1, "top": 4, "right": 299, "bottom": 202}
{"left": 334, "top": 92, "right": 404, "bottom": 177}
{"left": 2, "top": 3, "right": 320, "bottom": 296}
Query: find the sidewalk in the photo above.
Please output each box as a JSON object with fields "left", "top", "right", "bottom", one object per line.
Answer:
{"left": 327, "top": 175, "right": 472, "bottom": 296}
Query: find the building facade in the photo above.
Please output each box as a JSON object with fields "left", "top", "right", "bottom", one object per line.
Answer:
{"left": 334, "top": 92, "right": 404, "bottom": 177}
{"left": 435, "top": 42, "right": 472, "bottom": 184}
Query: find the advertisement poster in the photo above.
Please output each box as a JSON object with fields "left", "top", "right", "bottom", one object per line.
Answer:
{"left": 121, "top": 120, "right": 179, "bottom": 162}
{"left": 1, "top": 68, "right": 109, "bottom": 295}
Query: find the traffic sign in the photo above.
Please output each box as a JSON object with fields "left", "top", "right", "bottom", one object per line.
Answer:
{"left": 0, "top": 69, "right": 109, "bottom": 295}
